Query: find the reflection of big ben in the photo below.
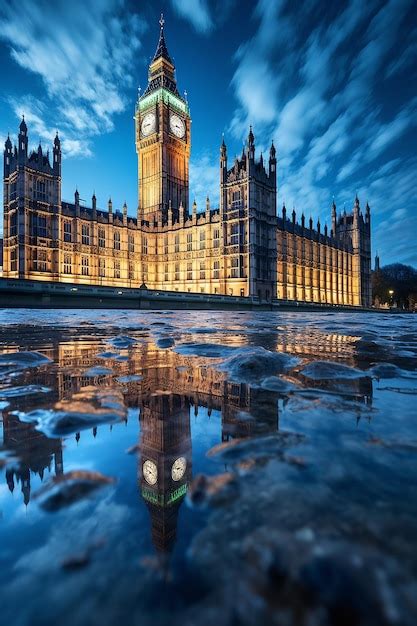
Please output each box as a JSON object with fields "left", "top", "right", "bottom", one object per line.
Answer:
{"left": 135, "top": 15, "right": 191, "bottom": 224}
{"left": 139, "top": 393, "right": 192, "bottom": 554}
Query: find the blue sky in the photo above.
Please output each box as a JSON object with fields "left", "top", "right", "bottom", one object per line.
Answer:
{"left": 1, "top": 0, "right": 416, "bottom": 266}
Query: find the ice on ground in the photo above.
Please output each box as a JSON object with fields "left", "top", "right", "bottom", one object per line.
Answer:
{"left": 207, "top": 432, "right": 305, "bottom": 464}
{"left": 107, "top": 335, "right": 137, "bottom": 349}
{"left": 156, "top": 337, "right": 175, "bottom": 349}
{"left": 187, "top": 473, "right": 239, "bottom": 509}
{"left": 15, "top": 388, "right": 127, "bottom": 437}
{"left": 0, "top": 385, "right": 51, "bottom": 398}
{"left": 0, "top": 351, "right": 52, "bottom": 377}
{"left": 84, "top": 366, "right": 114, "bottom": 377}
{"left": 174, "top": 342, "right": 238, "bottom": 358}
{"left": 220, "top": 347, "right": 299, "bottom": 383}
{"left": 370, "top": 363, "right": 417, "bottom": 379}
{"left": 97, "top": 351, "right": 120, "bottom": 359}
{"left": 15, "top": 408, "right": 124, "bottom": 438}
{"left": 117, "top": 374, "right": 142, "bottom": 383}
{"left": 299, "top": 360, "right": 366, "bottom": 380}
{"left": 260, "top": 377, "right": 299, "bottom": 393}
{"left": 34, "top": 470, "right": 115, "bottom": 511}
{"left": 188, "top": 327, "right": 218, "bottom": 334}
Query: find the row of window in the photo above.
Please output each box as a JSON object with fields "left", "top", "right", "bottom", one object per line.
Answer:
{"left": 164, "top": 230, "right": 220, "bottom": 253}
{"left": 63, "top": 255, "right": 136, "bottom": 280}
{"left": 59, "top": 258, "right": 243, "bottom": 281}
{"left": 62, "top": 223, "right": 222, "bottom": 252}
{"left": 65, "top": 224, "right": 138, "bottom": 252}
{"left": 163, "top": 260, "right": 221, "bottom": 282}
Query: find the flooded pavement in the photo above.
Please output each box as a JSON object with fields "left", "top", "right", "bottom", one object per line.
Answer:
{"left": 0, "top": 309, "right": 417, "bottom": 626}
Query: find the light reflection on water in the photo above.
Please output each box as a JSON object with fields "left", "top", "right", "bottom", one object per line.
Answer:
{"left": 0, "top": 309, "right": 416, "bottom": 625}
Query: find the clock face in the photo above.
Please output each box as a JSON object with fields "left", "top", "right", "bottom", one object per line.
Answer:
{"left": 141, "top": 112, "right": 156, "bottom": 137}
{"left": 171, "top": 457, "right": 187, "bottom": 482}
{"left": 170, "top": 114, "right": 185, "bottom": 139}
{"left": 143, "top": 459, "right": 158, "bottom": 485}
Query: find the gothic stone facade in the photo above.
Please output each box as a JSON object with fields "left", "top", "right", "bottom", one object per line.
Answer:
{"left": 2, "top": 21, "right": 371, "bottom": 306}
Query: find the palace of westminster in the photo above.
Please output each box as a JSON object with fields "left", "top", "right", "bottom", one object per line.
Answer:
{"left": 2, "top": 17, "right": 372, "bottom": 306}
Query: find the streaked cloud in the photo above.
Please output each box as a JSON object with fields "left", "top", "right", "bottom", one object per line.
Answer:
{"left": 228, "top": 0, "right": 417, "bottom": 263}
{"left": 190, "top": 152, "right": 219, "bottom": 210}
{"left": 171, "top": 0, "right": 213, "bottom": 33}
{"left": 0, "top": 0, "right": 146, "bottom": 157}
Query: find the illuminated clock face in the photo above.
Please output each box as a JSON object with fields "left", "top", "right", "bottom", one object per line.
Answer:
{"left": 170, "top": 114, "right": 185, "bottom": 139}
{"left": 171, "top": 457, "right": 187, "bottom": 481}
{"left": 141, "top": 112, "right": 156, "bottom": 137}
{"left": 143, "top": 459, "right": 158, "bottom": 485}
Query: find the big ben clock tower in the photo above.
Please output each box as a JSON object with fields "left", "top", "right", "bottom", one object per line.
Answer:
{"left": 135, "top": 15, "right": 191, "bottom": 225}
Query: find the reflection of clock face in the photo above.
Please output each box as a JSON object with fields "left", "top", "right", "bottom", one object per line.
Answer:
{"left": 143, "top": 460, "right": 158, "bottom": 485}
{"left": 170, "top": 114, "right": 185, "bottom": 139}
{"left": 171, "top": 457, "right": 187, "bottom": 481}
{"left": 141, "top": 112, "right": 156, "bottom": 137}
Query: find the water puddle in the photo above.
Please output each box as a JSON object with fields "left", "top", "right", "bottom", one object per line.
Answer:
{"left": 0, "top": 309, "right": 416, "bottom": 625}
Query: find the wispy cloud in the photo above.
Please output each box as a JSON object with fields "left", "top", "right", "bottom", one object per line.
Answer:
{"left": 190, "top": 152, "right": 219, "bottom": 210}
{"left": 0, "top": 0, "right": 146, "bottom": 157}
{"left": 228, "top": 0, "right": 417, "bottom": 263}
{"left": 171, "top": 0, "right": 213, "bottom": 33}
{"left": 170, "top": 0, "right": 235, "bottom": 34}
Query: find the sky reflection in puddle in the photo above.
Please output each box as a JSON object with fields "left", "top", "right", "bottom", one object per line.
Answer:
{"left": 0, "top": 309, "right": 417, "bottom": 625}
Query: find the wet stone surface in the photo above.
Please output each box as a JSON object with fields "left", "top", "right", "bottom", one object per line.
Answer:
{"left": 0, "top": 309, "right": 416, "bottom": 625}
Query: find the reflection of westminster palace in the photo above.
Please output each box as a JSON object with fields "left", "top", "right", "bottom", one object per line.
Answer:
{"left": 2, "top": 17, "right": 372, "bottom": 306}
{"left": 0, "top": 340, "right": 280, "bottom": 553}
{"left": 1, "top": 336, "right": 373, "bottom": 552}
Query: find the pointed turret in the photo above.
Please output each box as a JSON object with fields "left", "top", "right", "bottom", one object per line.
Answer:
{"left": 220, "top": 135, "right": 227, "bottom": 158}
{"left": 19, "top": 115, "right": 27, "bottom": 135}
{"left": 4, "top": 133, "right": 12, "bottom": 176}
{"left": 18, "top": 116, "right": 28, "bottom": 162}
{"left": 248, "top": 125, "right": 254, "bottom": 145}
{"left": 144, "top": 13, "right": 178, "bottom": 97}
{"left": 108, "top": 197, "right": 113, "bottom": 223}
{"left": 75, "top": 188, "right": 80, "bottom": 216}
{"left": 353, "top": 194, "right": 359, "bottom": 226}
{"left": 152, "top": 13, "right": 173, "bottom": 65}
{"left": 331, "top": 197, "right": 337, "bottom": 235}
{"left": 365, "top": 200, "right": 371, "bottom": 224}
{"left": 269, "top": 140, "right": 277, "bottom": 178}
{"left": 247, "top": 125, "right": 255, "bottom": 161}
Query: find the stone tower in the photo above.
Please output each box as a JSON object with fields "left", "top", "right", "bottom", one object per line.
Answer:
{"left": 135, "top": 15, "right": 191, "bottom": 226}
{"left": 220, "top": 128, "right": 277, "bottom": 299}
{"left": 335, "top": 195, "right": 372, "bottom": 306}
{"left": 3, "top": 118, "right": 61, "bottom": 278}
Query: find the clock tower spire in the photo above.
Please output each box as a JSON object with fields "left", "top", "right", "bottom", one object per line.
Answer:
{"left": 135, "top": 15, "right": 191, "bottom": 225}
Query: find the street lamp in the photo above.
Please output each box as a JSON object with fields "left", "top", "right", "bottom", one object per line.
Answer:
{"left": 388, "top": 289, "right": 394, "bottom": 307}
